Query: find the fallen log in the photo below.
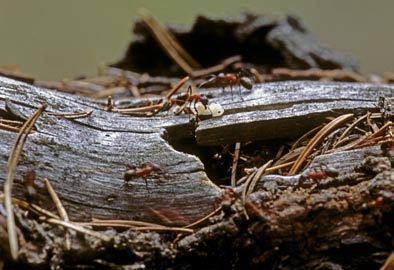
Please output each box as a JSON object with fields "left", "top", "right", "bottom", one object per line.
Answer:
{"left": 1, "top": 76, "right": 394, "bottom": 269}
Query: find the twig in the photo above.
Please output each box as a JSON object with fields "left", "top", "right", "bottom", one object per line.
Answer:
{"left": 273, "top": 147, "right": 304, "bottom": 168}
{"left": 241, "top": 160, "right": 273, "bottom": 219}
{"left": 78, "top": 219, "right": 194, "bottom": 234}
{"left": 185, "top": 206, "right": 222, "bottom": 229}
{"left": 237, "top": 161, "right": 295, "bottom": 186}
{"left": 245, "top": 160, "right": 273, "bottom": 197}
{"left": 165, "top": 76, "right": 190, "bottom": 99}
{"left": 266, "top": 161, "right": 295, "bottom": 174}
{"left": 48, "top": 109, "right": 93, "bottom": 119}
{"left": 231, "top": 142, "right": 241, "bottom": 187}
{"left": 289, "top": 113, "right": 354, "bottom": 174}
{"left": 111, "top": 76, "right": 190, "bottom": 115}
{"left": 132, "top": 226, "right": 193, "bottom": 234}
{"left": 139, "top": 9, "right": 201, "bottom": 75}
{"left": 381, "top": 252, "right": 394, "bottom": 270}
{"left": 350, "top": 122, "right": 393, "bottom": 149}
{"left": 129, "top": 85, "right": 141, "bottom": 98}
{"left": 191, "top": 55, "right": 242, "bottom": 78}
{"left": 332, "top": 113, "right": 369, "bottom": 149}
{"left": 366, "top": 112, "right": 380, "bottom": 133}
{"left": 368, "top": 121, "right": 392, "bottom": 139}
{"left": 4, "top": 104, "right": 47, "bottom": 260}
{"left": 0, "top": 123, "right": 25, "bottom": 133}
{"left": 88, "top": 218, "right": 166, "bottom": 228}
{"left": 44, "top": 178, "right": 71, "bottom": 250}
{"left": 103, "top": 96, "right": 114, "bottom": 111}
{"left": 44, "top": 218, "right": 111, "bottom": 242}
{"left": 290, "top": 125, "right": 323, "bottom": 151}
{"left": 325, "top": 133, "right": 370, "bottom": 154}
{"left": 112, "top": 104, "right": 164, "bottom": 114}
{"left": 0, "top": 194, "right": 60, "bottom": 220}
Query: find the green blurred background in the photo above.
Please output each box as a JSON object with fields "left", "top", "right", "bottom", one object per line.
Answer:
{"left": 1, "top": 0, "right": 393, "bottom": 80}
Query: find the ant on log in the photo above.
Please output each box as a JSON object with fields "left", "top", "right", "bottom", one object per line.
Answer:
{"left": 124, "top": 162, "right": 163, "bottom": 192}
{"left": 173, "top": 85, "right": 224, "bottom": 121}
{"left": 199, "top": 69, "right": 254, "bottom": 100}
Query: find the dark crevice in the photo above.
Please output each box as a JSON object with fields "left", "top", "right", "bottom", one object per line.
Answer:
{"left": 167, "top": 133, "right": 291, "bottom": 187}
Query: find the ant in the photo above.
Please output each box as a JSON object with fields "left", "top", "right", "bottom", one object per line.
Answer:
{"left": 199, "top": 70, "right": 254, "bottom": 100}
{"left": 367, "top": 196, "right": 384, "bottom": 209}
{"left": 299, "top": 164, "right": 339, "bottom": 187}
{"left": 23, "top": 168, "right": 37, "bottom": 201}
{"left": 173, "top": 85, "right": 213, "bottom": 121}
{"left": 216, "top": 188, "right": 238, "bottom": 215}
{"left": 124, "top": 162, "right": 163, "bottom": 192}
{"left": 176, "top": 86, "right": 209, "bottom": 112}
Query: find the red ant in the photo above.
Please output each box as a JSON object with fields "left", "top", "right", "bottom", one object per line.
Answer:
{"left": 124, "top": 162, "right": 162, "bottom": 192}
{"left": 299, "top": 164, "right": 339, "bottom": 186}
{"left": 217, "top": 188, "right": 239, "bottom": 215}
{"left": 176, "top": 85, "right": 209, "bottom": 111}
{"left": 367, "top": 196, "right": 384, "bottom": 209}
{"left": 244, "top": 200, "right": 267, "bottom": 221}
{"left": 199, "top": 71, "right": 253, "bottom": 100}
{"left": 173, "top": 85, "right": 212, "bottom": 121}
{"left": 23, "top": 168, "right": 37, "bottom": 201}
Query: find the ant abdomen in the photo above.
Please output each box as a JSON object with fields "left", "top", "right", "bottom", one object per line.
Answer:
{"left": 240, "top": 77, "right": 253, "bottom": 90}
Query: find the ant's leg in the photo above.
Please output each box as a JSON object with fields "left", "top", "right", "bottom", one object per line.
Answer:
{"left": 143, "top": 177, "right": 151, "bottom": 193}
{"left": 193, "top": 102, "right": 198, "bottom": 115}
{"left": 192, "top": 102, "right": 202, "bottom": 123}
{"left": 122, "top": 181, "right": 132, "bottom": 191}
{"left": 189, "top": 102, "right": 193, "bottom": 121}
{"left": 238, "top": 85, "right": 244, "bottom": 101}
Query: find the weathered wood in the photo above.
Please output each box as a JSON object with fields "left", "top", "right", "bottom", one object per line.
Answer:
{"left": 0, "top": 76, "right": 220, "bottom": 224}
{"left": 196, "top": 81, "right": 394, "bottom": 145}
{"left": 0, "top": 77, "right": 393, "bottom": 224}
{"left": 256, "top": 146, "right": 388, "bottom": 192}
{"left": 1, "top": 76, "right": 394, "bottom": 269}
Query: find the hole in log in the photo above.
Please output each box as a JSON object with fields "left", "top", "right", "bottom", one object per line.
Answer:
{"left": 167, "top": 134, "right": 289, "bottom": 187}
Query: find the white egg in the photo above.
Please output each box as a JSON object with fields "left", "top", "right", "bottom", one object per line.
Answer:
{"left": 195, "top": 102, "right": 212, "bottom": 115}
{"left": 209, "top": 103, "right": 224, "bottom": 117}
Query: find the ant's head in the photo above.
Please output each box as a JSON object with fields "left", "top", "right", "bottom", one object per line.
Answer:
{"left": 200, "top": 95, "right": 209, "bottom": 106}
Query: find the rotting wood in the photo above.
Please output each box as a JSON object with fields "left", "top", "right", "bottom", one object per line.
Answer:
{"left": 176, "top": 155, "right": 394, "bottom": 270}
{"left": 114, "top": 12, "right": 358, "bottom": 77}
